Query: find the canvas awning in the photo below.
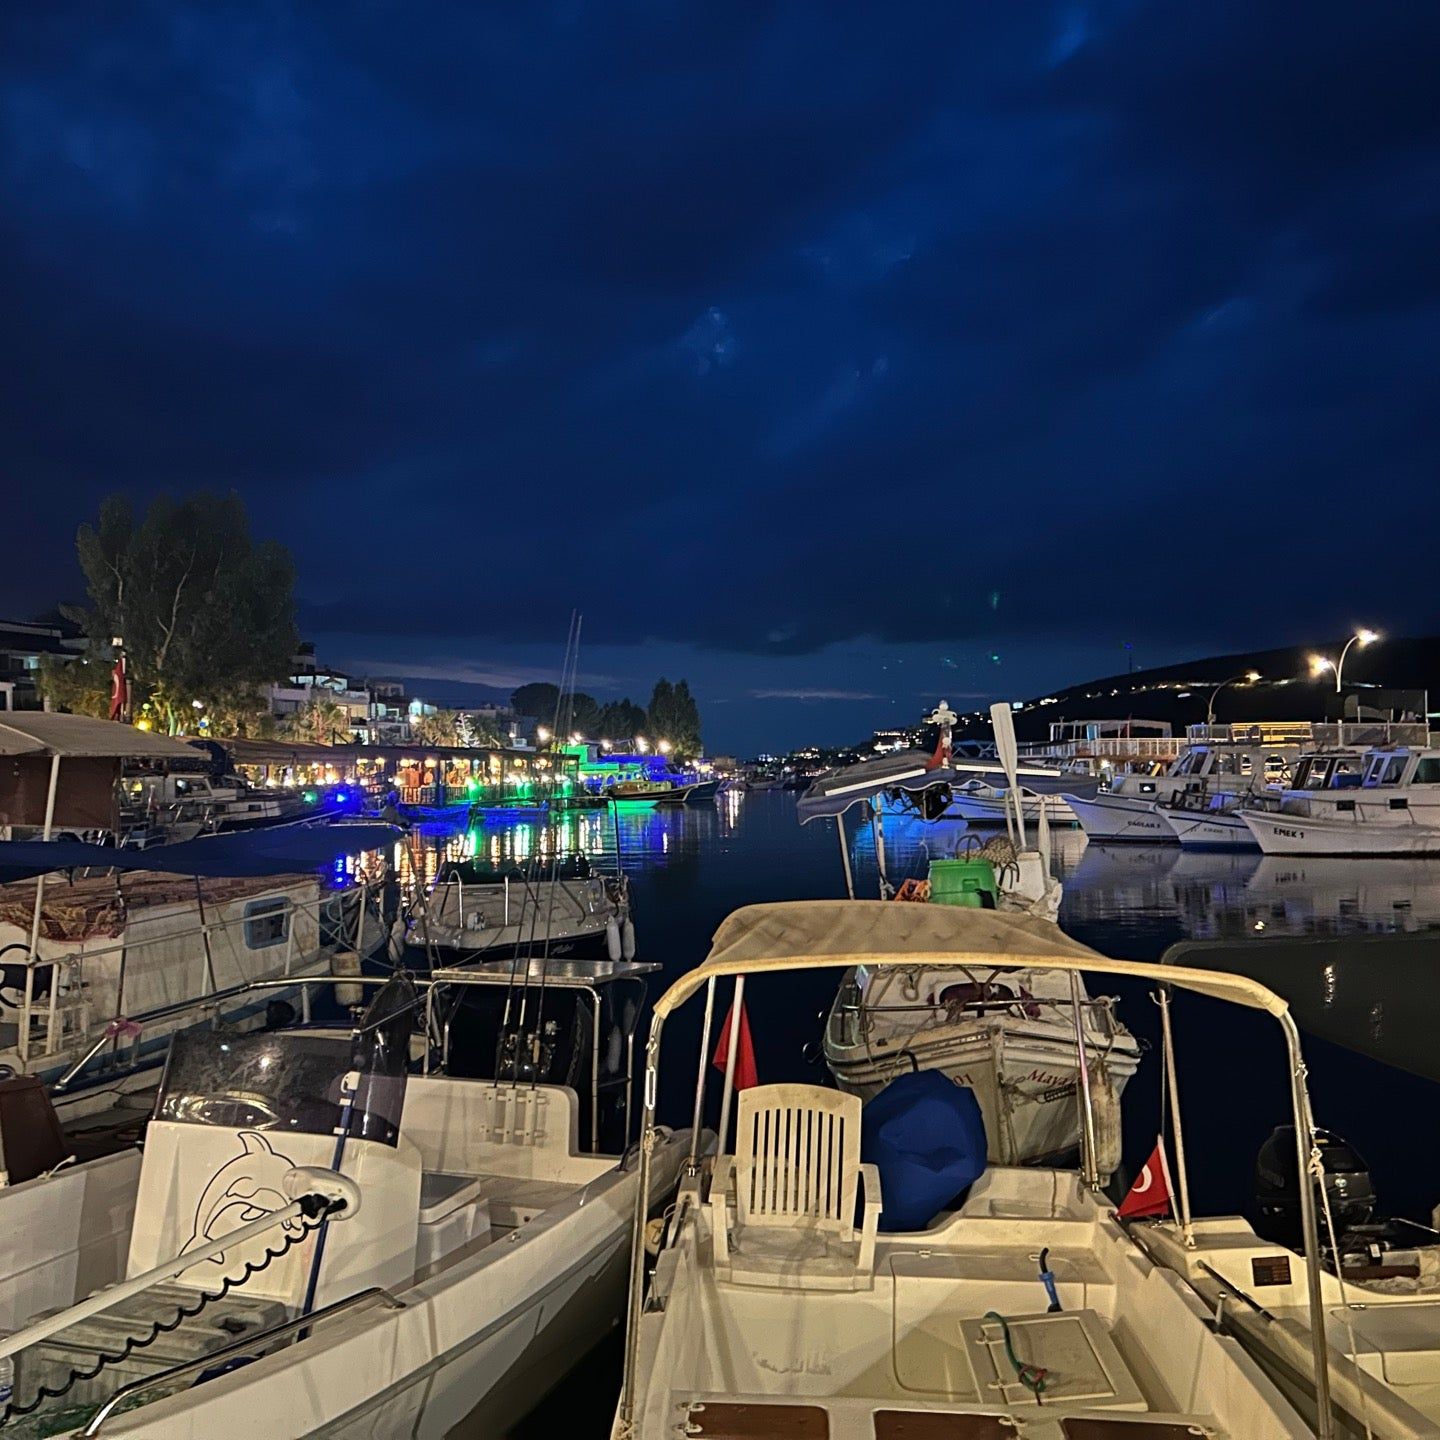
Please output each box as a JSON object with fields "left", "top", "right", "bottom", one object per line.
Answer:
{"left": 797, "top": 750, "right": 952, "bottom": 823}
{"left": 0, "top": 823, "right": 402, "bottom": 885}
{"left": 652, "top": 900, "right": 1290, "bottom": 1019}
{"left": 0, "top": 713, "right": 200, "bottom": 761}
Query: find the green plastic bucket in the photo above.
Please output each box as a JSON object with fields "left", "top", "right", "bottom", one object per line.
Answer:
{"left": 927, "top": 857, "right": 999, "bottom": 908}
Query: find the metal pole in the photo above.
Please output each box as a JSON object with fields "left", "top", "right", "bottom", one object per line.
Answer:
{"left": 21, "top": 753, "right": 62, "bottom": 1066}
{"left": 1156, "top": 986, "right": 1195, "bottom": 1245}
{"left": 1281, "top": 1010, "right": 1334, "bottom": 1440}
{"left": 687, "top": 976, "right": 717, "bottom": 1172}
{"left": 619, "top": 1017, "right": 663, "bottom": 1433}
{"left": 869, "top": 801, "right": 890, "bottom": 898}
{"left": 716, "top": 975, "right": 745, "bottom": 1151}
{"left": 193, "top": 876, "right": 216, "bottom": 995}
{"left": 1068, "top": 970, "right": 1099, "bottom": 1188}
{"left": 836, "top": 815, "right": 854, "bottom": 899}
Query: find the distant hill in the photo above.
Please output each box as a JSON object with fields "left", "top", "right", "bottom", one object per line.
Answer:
{"left": 948, "top": 635, "right": 1440, "bottom": 744}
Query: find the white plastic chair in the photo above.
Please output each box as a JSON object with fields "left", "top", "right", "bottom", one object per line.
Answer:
{"left": 710, "top": 1083, "right": 882, "bottom": 1290}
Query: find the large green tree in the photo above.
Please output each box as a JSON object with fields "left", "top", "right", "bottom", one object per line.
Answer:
{"left": 647, "top": 677, "right": 702, "bottom": 758}
{"left": 596, "top": 699, "right": 647, "bottom": 745}
{"left": 72, "top": 493, "right": 299, "bottom": 733}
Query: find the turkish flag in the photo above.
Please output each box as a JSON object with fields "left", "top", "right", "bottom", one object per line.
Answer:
{"left": 1117, "top": 1139, "right": 1174, "bottom": 1220}
{"left": 109, "top": 656, "right": 129, "bottom": 723}
{"left": 711, "top": 1000, "right": 759, "bottom": 1091}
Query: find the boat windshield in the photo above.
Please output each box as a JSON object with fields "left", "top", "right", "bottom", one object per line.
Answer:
{"left": 154, "top": 1024, "right": 407, "bottom": 1144}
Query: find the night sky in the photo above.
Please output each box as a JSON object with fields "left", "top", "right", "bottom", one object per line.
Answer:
{"left": 4, "top": 5, "right": 1439, "bottom": 754}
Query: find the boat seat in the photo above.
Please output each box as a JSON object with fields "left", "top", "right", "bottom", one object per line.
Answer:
{"left": 710, "top": 1083, "right": 882, "bottom": 1291}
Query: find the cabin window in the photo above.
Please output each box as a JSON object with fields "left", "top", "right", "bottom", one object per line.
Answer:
{"left": 1381, "top": 756, "right": 1407, "bottom": 786}
{"left": 243, "top": 896, "right": 292, "bottom": 950}
{"left": 1414, "top": 758, "right": 1440, "bottom": 784}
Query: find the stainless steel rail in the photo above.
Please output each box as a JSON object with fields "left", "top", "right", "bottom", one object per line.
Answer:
{"left": 79, "top": 1287, "right": 405, "bottom": 1437}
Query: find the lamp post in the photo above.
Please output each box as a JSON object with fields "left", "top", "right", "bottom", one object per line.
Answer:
{"left": 1205, "top": 671, "right": 1261, "bottom": 730}
{"left": 1310, "top": 629, "right": 1379, "bottom": 745}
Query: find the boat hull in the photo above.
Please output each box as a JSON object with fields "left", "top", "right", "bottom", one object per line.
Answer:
{"left": 1164, "top": 808, "right": 1258, "bottom": 850}
{"left": 1241, "top": 809, "right": 1440, "bottom": 856}
{"left": 944, "top": 791, "right": 1078, "bottom": 825}
{"left": 1064, "top": 792, "right": 1177, "bottom": 843}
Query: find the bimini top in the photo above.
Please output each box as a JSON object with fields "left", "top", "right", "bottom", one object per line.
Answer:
{"left": 0, "top": 712, "right": 201, "bottom": 761}
{"left": 797, "top": 750, "right": 955, "bottom": 824}
{"left": 652, "top": 900, "right": 1289, "bottom": 1020}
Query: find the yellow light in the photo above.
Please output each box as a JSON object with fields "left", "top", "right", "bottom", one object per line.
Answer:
{"left": 658, "top": 739, "right": 672, "bottom": 754}
{"left": 1309, "top": 655, "right": 1334, "bottom": 676}
{"left": 134, "top": 718, "right": 153, "bottom": 731}
{"left": 536, "top": 726, "right": 550, "bottom": 743}
{"left": 1245, "top": 670, "right": 1261, "bottom": 683}
{"left": 1357, "top": 628, "right": 1380, "bottom": 646}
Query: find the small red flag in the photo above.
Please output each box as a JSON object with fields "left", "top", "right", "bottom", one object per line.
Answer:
{"left": 109, "top": 656, "right": 129, "bottom": 723}
{"left": 1117, "top": 1139, "right": 1174, "bottom": 1220}
{"left": 711, "top": 1000, "right": 759, "bottom": 1091}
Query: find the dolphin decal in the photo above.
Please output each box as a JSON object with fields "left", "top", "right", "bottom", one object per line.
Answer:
{"left": 183, "top": 1131, "right": 306, "bottom": 1264}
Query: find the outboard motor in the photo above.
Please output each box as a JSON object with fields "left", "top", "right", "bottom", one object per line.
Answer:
{"left": 1255, "top": 1125, "right": 1375, "bottom": 1249}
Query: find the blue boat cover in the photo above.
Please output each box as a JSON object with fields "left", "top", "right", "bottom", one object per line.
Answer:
{"left": 860, "top": 1069, "right": 987, "bottom": 1232}
{"left": 0, "top": 824, "right": 401, "bottom": 885}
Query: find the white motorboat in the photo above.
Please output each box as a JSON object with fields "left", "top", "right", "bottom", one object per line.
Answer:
{"left": 1067, "top": 736, "right": 1301, "bottom": 843}
{"left": 943, "top": 780, "right": 1080, "bottom": 825}
{"left": 823, "top": 957, "right": 1140, "bottom": 1169}
{"left": 0, "top": 970, "right": 693, "bottom": 1438}
{"left": 612, "top": 901, "right": 1334, "bottom": 1440}
{"left": 407, "top": 852, "right": 635, "bottom": 963}
{"left": 1241, "top": 745, "right": 1440, "bottom": 855}
{"left": 0, "top": 837, "right": 395, "bottom": 1122}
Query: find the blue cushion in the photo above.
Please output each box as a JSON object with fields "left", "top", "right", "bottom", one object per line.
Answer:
{"left": 860, "top": 1070, "right": 987, "bottom": 1232}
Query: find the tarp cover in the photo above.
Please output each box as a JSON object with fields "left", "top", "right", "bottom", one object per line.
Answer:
{"left": 797, "top": 751, "right": 949, "bottom": 824}
{"left": 0, "top": 713, "right": 201, "bottom": 760}
{"left": 0, "top": 823, "right": 400, "bottom": 885}
{"left": 654, "top": 901, "right": 1290, "bottom": 1018}
{"left": 861, "top": 1070, "right": 987, "bottom": 1231}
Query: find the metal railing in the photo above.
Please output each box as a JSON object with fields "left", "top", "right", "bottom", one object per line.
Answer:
{"left": 1021, "top": 737, "right": 1186, "bottom": 762}
{"left": 7, "top": 880, "right": 372, "bottom": 1076}
{"left": 80, "top": 1287, "right": 405, "bottom": 1437}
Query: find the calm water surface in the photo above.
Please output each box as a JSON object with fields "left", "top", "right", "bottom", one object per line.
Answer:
{"left": 409, "top": 791, "right": 1440, "bottom": 1435}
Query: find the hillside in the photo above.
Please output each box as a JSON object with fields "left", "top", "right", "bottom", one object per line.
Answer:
{"left": 947, "top": 635, "right": 1440, "bottom": 744}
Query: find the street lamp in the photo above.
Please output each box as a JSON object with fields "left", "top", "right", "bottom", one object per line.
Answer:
{"left": 658, "top": 739, "right": 672, "bottom": 755}
{"left": 1309, "top": 628, "right": 1380, "bottom": 693}
{"left": 536, "top": 725, "right": 551, "bottom": 744}
{"left": 1206, "top": 671, "right": 1261, "bottom": 728}
{"left": 636, "top": 736, "right": 649, "bottom": 753}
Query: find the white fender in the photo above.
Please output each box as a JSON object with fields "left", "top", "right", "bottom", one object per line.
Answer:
{"left": 605, "top": 917, "right": 622, "bottom": 962}
{"left": 621, "top": 916, "right": 637, "bottom": 960}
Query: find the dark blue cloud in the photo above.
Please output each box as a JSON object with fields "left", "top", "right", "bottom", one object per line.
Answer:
{"left": 2, "top": 2, "right": 1439, "bottom": 751}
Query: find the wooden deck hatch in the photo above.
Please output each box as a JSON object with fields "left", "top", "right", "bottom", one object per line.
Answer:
{"left": 684, "top": 1402, "right": 830, "bottom": 1440}
{"left": 873, "top": 1411, "right": 1016, "bottom": 1439}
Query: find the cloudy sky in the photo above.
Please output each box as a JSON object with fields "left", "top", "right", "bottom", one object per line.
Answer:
{"left": 3, "top": 3, "right": 1438, "bottom": 752}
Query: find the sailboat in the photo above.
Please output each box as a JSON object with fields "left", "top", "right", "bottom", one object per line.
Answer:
{"left": 611, "top": 900, "right": 1331, "bottom": 1440}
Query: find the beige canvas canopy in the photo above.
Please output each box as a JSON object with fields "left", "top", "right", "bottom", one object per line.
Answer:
{"left": 0, "top": 713, "right": 199, "bottom": 761}
{"left": 652, "top": 900, "right": 1290, "bottom": 1019}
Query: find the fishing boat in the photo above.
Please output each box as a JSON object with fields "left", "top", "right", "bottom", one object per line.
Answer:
{"left": 611, "top": 901, "right": 1329, "bottom": 1440}
{"left": 1066, "top": 736, "right": 1300, "bottom": 843}
{"left": 607, "top": 778, "right": 672, "bottom": 806}
{"left": 1240, "top": 745, "right": 1440, "bottom": 855}
{"left": 942, "top": 779, "right": 1080, "bottom": 826}
{"left": 0, "top": 970, "right": 694, "bottom": 1437}
{"left": 407, "top": 852, "right": 635, "bottom": 964}
{"left": 0, "top": 824, "right": 397, "bottom": 1122}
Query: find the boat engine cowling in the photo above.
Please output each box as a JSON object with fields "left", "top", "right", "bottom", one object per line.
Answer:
{"left": 1254, "top": 1125, "right": 1375, "bottom": 1248}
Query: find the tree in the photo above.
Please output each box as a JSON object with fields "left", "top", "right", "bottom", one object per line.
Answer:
{"left": 72, "top": 492, "right": 299, "bottom": 733}
{"left": 280, "top": 694, "right": 349, "bottom": 745}
{"left": 596, "top": 699, "right": 647, "bottom": 745}
{"left": 36, "top": 651, "right": 113, "bottom": 718}
{"left": 646, "top": 677, "right": 702, "bottom": 758}
{"left": 412, "top": 709, "right": 462, "bottom": 747}
{"left": 510, "top": 683, "right": 559, "bottom": 722}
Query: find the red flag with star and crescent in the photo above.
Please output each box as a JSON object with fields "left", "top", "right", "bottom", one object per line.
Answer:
{"left": 711, "top": 999, "right": 759, "bottom": 1091}
{"left": 1117, "top": 1138, "right": 1174, "bottom": 1220}
{"left": 109, "top": 655, "right": 129, "bottom": 723}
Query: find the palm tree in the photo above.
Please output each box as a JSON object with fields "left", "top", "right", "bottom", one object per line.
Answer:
{"left": 281, "top": 694, "right": 349, "bottom": 745}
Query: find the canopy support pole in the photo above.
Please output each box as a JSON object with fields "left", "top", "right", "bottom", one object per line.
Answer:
{"left": 836, "top": 815, "right": 854, "bottom": 899}
{"left": 687, "top": 976, "right": 717, "bottom": 1173}
{"left": 1069, "top": 970, "right": 1099, "bottom": 1188}
{"left": 1157, "top": 985, "right": 1195, "bottom": 1246}
{"left": 21, "top": 753, "right": 62, "bottom": 1068}
{"left": 716, "top": 976, "right": 745, "bottom": 1151}
{"left": 619, "top": 1017, "right": 664, "bottom": 1437}
{"left": 1282, "top": 1010, "right": 1334, "bottom": 1440}
{"left": 869, "top": 801, "right": 890, "bottom": 898}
